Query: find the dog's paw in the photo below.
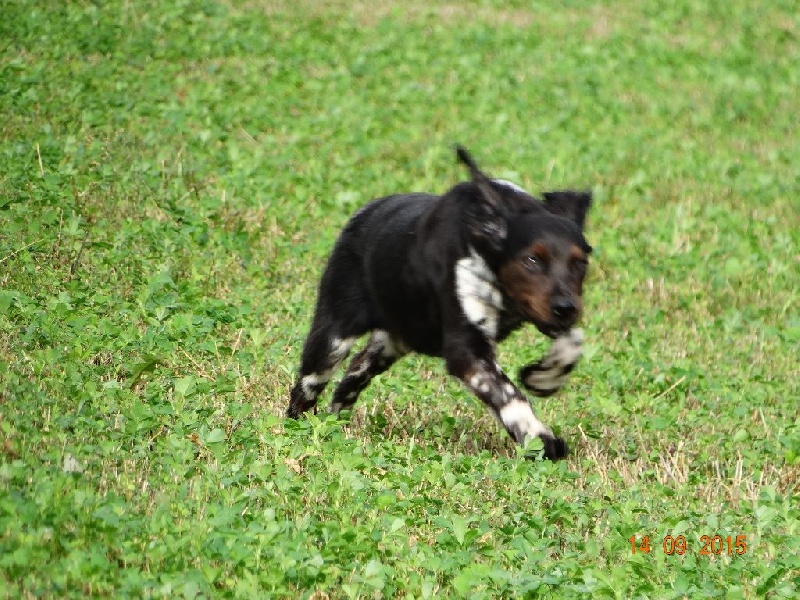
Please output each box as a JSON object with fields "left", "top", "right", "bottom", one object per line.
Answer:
{"left": 287, "top": 385, "right": 318, "bottom": 418}
{"left": 520, "top": 328, "right": 583, "bottom": 396}
{"left": 525, "top": 434, "right": 569, "bottom": 461}
{"left": 541, "top": 434, "right": 569, "bottom": 460}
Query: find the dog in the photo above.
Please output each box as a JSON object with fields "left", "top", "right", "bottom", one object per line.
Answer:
{"left": 287, "top": 147, "right": 592, "bottom": 460}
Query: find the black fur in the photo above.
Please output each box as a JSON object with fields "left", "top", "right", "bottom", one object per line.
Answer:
{"left": 288, "top": 147, "right": 592, "bottom": 460}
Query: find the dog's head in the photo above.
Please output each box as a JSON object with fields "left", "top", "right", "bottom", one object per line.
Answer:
{"left": 456, "top": 146, "right": 592, "bottom": 338}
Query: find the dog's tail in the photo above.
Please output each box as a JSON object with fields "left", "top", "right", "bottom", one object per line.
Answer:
{"left": 455, "top": 145, "right": 508, "bottom": 251}
{"left": 455, "top": 145, "right": 477, "bottom": 170}
{"left": 455, "top": 145, "right": 499, "bottom": 200}
{"left": 455, "top": 145, "right": 485, "bottom": 181}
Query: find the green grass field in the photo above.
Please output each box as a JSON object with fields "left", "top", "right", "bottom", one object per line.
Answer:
{"left": 1, "top": 0, "right": 798, "bottom": 597}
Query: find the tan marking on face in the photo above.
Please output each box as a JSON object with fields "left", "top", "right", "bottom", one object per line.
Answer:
{"left": 569, "top": 244, "right": 587, "bottom": 262}
{"left": 497, "top": 246, "right": 552, "bottom": 323}
{"left": 568, "top": 244, "right": 589, "bottom": 300}
{"left": 498, "top": 241, "right": 588, "bottom": 328}
{"left": 571, "top": 297, "right": 584, "bottom": 317}
{"left": 532, "top": 242, "right": 549, "bottom": 261}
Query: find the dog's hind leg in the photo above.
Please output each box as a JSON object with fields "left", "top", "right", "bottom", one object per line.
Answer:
{"left": 288, "top": 325, "right": 357, "bottom": 418}
{"left": 288, "top": 240, "right": 377, "bottom": 418}
{"left": 329, "top": 331, "right": 406, "bottom": 413}
{"left": 519, "top": 328, "right": 584, "bottom": 397}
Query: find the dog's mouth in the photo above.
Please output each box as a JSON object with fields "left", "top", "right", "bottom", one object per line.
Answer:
{"left": 515, "top": 309, "right": 569, "bottom": 339}
{"left": 528, "top": 310, "right": 579, "bottom": 339}
{"left": 503, "top": 295, "right": 578, "bottom": 339}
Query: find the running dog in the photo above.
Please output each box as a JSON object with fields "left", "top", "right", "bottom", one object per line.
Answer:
{"left": 287, "top": 147, "right": 592, "bottom": 460}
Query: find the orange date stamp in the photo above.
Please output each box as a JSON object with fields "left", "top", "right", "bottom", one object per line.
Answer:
{"left": 629, "top": 535, "right": 748, "bottom": 556}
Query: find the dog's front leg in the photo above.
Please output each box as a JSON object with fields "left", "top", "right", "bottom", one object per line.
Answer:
{"left": 520, "top": 328, "right": 584, "bottom": 397}
{"left": 446, "top": 349, "right": 568, "bottom": 460}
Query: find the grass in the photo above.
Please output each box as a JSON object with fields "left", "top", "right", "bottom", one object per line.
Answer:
{"left": 1, "top": 0, "right": 798, "bottom": 597}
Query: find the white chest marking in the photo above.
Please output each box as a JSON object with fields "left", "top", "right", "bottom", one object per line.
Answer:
{"left": 455, "top": 248, "right": 503, "bottom": 339}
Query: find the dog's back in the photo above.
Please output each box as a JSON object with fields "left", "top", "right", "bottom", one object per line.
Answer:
{"left": 321, "top": 191, "right": 453, "bottom": 356}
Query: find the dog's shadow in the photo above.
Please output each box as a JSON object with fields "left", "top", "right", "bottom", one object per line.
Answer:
{"left": 343, "top": 397, "right": 517, "bottom": 458}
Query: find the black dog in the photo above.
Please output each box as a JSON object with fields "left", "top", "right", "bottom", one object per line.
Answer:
{"left": 288, "top": 147, "right": 591, "bottom": 460}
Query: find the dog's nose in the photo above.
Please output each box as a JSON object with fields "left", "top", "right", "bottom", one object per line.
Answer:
{"left": 551, "top": 298, "right": 577, "bottom": 320}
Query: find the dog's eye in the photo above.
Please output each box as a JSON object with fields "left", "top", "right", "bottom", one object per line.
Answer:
{"left": 522, "top": 255, "right": 541, "bottom": 271}
{"left": 572, "top": 259, "right": 588, "bottom": 275}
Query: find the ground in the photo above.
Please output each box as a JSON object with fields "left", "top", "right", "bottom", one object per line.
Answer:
{"left": 1, "top": 0, "right": 798, "bottom": 597}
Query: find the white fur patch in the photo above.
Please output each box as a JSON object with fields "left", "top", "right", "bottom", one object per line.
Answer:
{"left": 492, "top": 179, "right": 529, "bottom": 196}
{"left": 526, "top": 376, "right": 566, "bottom": 395}
{"left": 331, "top": 337, "right": 356, "bottom": 361}
{"left": 468, "top": 373, "right": 490, "bottom": 395}
{"left": 328, "top": 391, "right": 357, "bottom": 414}
{"left": 327, "top": 331, "right": 406, "bottom": 413}
{"left": 523, "top": 328, "right": 583, "bottom": 392}
{"left": 371, "top": 330, "right": 405, "bottom": 357}
{"left": 499, "top": 400, "right": 551, "bottom": 440}
{"left": 301, "top": 372, "right": 330, "bottom": 398}
{"left": 455, "top": 248, "right": 503, "bottom": 339}
{"left": 348, "top": 331, "right": 405, "bottom": 379}
{"left": 551, "top": 328, "right": 584, "bottom": 364}
{"left": 301, "top": 337, "right": 356, "bottom": 398}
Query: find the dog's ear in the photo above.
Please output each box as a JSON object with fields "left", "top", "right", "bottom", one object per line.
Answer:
{"left": 542, "top": 191, "right": 592, "bottom": 230}
{"left": 456, "top": 146, "right": 507, "bottom": 251}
